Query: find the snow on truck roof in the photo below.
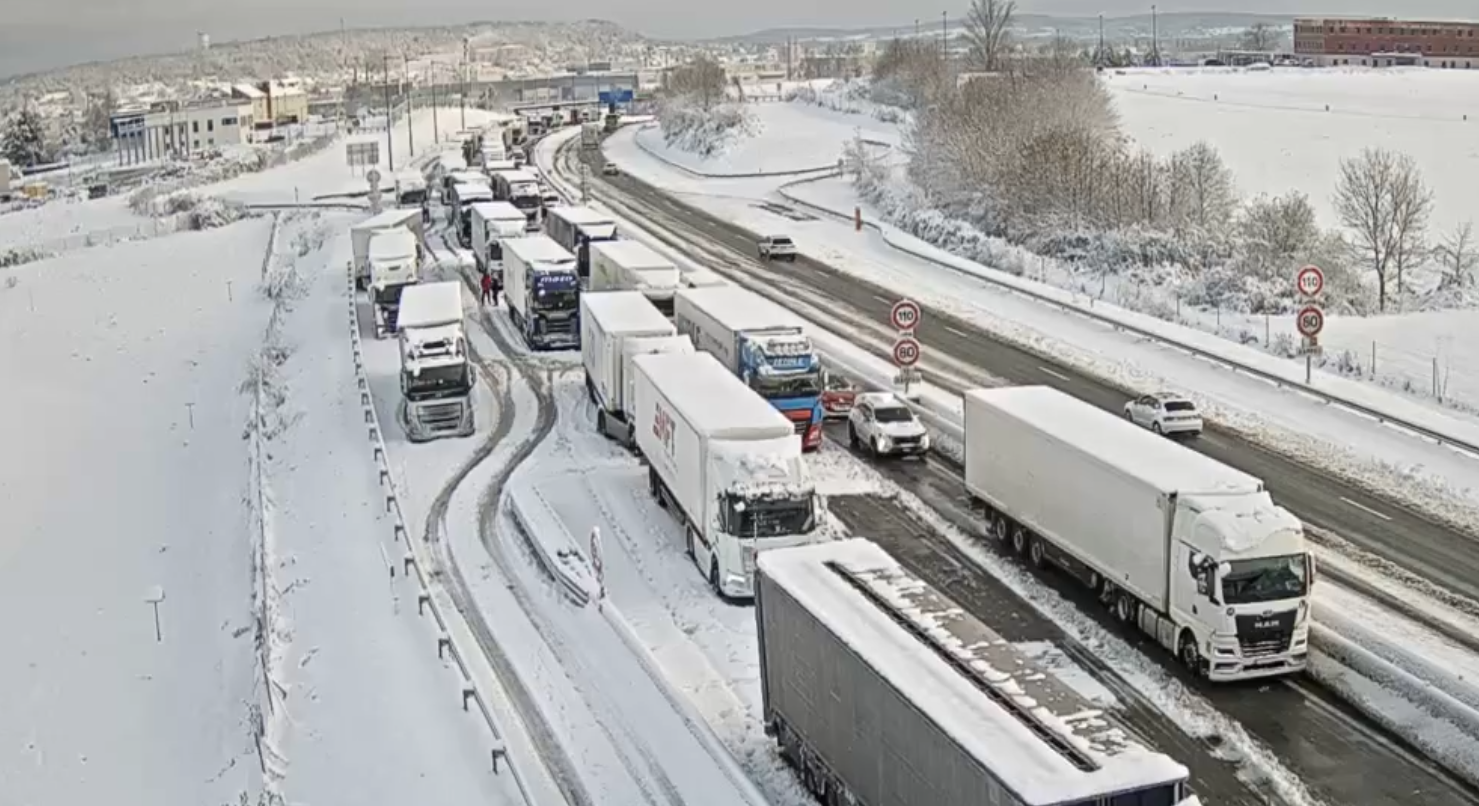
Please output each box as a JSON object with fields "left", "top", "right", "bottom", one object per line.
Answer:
{"left": 503, "top": 235, "right": 576, "bottom": 265}
{"left": 760, "top": 539, "right": 1190, "bottom": 805}
{"left": 354, "top": 208, "right": 419, "bottom": 231}
{"left": 469, "top": 201, "right": 526, "bottom": 222}
{"left": 590, "top": 239, "right": 674, "bottom": 271}
{"left": 676, "top": 286, "right": 803, "bottom": 332}
{"left": 634, "top": 352, "right": 794, "bottom": 440}
{"left": 397, "top": 281, "right": 464, "bottom": 330}
{"left": 581, "top": 291, "right": 674, "bottom": 335}
{"left": 547, "top": 205, "right": 616, "bottom": 226}
{"left": 966, "top": 386, "right": 1262, "bottom": 496}
{"left": 368, "top": 228, "right": 416, "bottom": 258}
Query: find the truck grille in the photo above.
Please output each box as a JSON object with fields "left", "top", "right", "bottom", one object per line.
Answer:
{"left": 1235, "top": 611, "right": 1296, "bottom": 657}
{"left": 415, "top": 401, "right": 466, "bottom": 430}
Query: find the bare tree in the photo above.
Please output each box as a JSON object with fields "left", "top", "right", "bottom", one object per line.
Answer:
{"left": 1433, "top": 221, "right": 1478, "bottom": 289}
{"left": 962, "top": 0, "right": 1017, "bottom": 72}
{"left": 666, "top": 56, "right": 726, "bottom": 109}
{"left": 1166, "top": 142, "right": 1237, "bottom": 234}
{"left": 1240, "top": 23, "right": 1281, "bottom": 52}
{"left": 1332, "top": 148, "right": 1430, "bottom": 310}
{"left": 872, "top": 38, "right": 949, "bottom": 108}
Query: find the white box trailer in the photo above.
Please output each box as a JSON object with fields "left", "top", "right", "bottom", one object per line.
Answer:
{"left": 351, "top": 208, "right": 423, "bottom": 290}
{"left": 397, "top": 281, "right": 475, "bottom": 440}
{"left": 580, "top": 291, "right": 680, "bottom": 444}
{"left": 367, "top": 228, "right": 420, "bottom": 338}
{"left": 962, "top": 386, "right": 1313, "bottom": 682}
{"left": 681, "top": 268, "right": 728, "bottom": 289}
{"left": 632, "top": 352, "right": 818, "bottom": 599}
{"left": 469, "top": 201, "right": 528, "bottom": 280}
{"left": 589, "top": 240, "right": 683, "bottom": 317}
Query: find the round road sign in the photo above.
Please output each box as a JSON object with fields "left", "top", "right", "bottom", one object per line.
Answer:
{"left": 892, "top": 336, "right": 921, "bottom": 367}
{"left": 1296, "top": 265, "right": 1325, "bottom": 297}
{"left": 890, "top": 299, "right": 922, "bottom": 332}
{"left": 1296, "top": 306, "right": 1325, "bottom": 338}
{"left": 366, "top": 168, "right": 382, "bottom": 188}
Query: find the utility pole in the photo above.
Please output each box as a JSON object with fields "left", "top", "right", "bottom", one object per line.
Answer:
{"left": 915, "top": 18, "right": 920, "bottom": 38}
{"left": 461, "top": 38, "right": 470, "bottom": 130}
{"left": 431, "top": 64, "right": 440, "bottom": 143}
{"left": 1151, "top": 4, "right": 1160, "bottom": 66}
{"left": 1098, "top": 14, "right": 1106, "bottom": 66}
{"left": 941, "top": 11, "right": 948, "bottom": 59}
{"left": 404, "top": 54, "right": 414, "bottom": 156}
{"left": 382, "top": 55, "right": 394, "bottom": 172}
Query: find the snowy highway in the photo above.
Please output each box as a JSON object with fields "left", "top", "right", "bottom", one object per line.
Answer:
{"left": 541, "top": 130, "right": 1479, "bottom": 803}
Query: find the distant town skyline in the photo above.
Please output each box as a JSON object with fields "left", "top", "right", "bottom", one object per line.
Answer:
{"left": 6, "top": 1, "right": 1479, "bottom": 80}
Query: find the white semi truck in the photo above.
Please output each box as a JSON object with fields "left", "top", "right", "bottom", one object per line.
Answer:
{"left": 632, "top": 351, "right": 819, "bottom": 599}
{"left": 366, "top": 228, "right": 420, "bottom": 338}
{"left": 468, "top": 201, "right": 528, "bottom": 282}
{"left": 397, "top": 281, "right": 476, "bottom": 441}
{"left": 962, "top": 385, "right": 1313, "bottom": 681}
{"left": 350, "top": 208, "right": 423, "bottom": 290}
{"left": 503, "top": 235, "right": 581, "bottom": 350}
{"left": 588, "top": 240, "right": 683, "bottom": 317}
{"left": 544, "top": 205, "right": 618, "bottom": 281}
{"left": 580, "top": 291, "right": 692, "bottom": 445}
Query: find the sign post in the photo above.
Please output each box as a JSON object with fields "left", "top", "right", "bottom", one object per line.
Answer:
{"left": 890, "top": 299, "right": 923, "bottom": 397}
{"left": 366, "top": 168, "right": 383, "bottom": 215}
{"left": 1295, "top": 265, "right": 1325, "bottom": 384}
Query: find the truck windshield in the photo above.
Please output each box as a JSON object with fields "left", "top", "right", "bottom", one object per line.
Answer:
{"left": 1221, "top": 554, "right": 1309, "bottom": 604}
{"left": 751, "top": 372, "right": 822, "bottom": 399}
{"left": 533, "top": 287, "right": 579, "bottom": 311}
{"left": 405, "top": 364, "right": 470, "bottom": 396}
{"left": 727, "top": 495, "right": 815, "bottom": 539}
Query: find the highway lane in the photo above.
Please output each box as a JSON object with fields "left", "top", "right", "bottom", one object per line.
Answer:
{"left": 579, "top": 148, "right": 1479, "bottom": 605}
{"left": 824, "top": 425, "right": 1479, "bottom": 806}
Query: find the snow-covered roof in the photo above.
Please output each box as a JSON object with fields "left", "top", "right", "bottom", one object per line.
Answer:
{"left": 582, "top": 291, "right": 675, "bottom": 336}
{"left": 682, "top": 269, "right": 728, "bottom": 288}
{"left": 497, "top": 169, "right": 541, "bottom": 185}
{"left": 232, "top": 83, "right": 265, "bottom": 99}
{"left": 759, "top": 539, "right": 1190, "bottom": 804}
{"left": 449, "top": 170, "right": 489, "bottom": 185}
{"left": 965, "top": 386, "right": 1262, "bottom": 497}
{"left": 470, "top": 200, "right": 526, "bottom": 223}
{"left": 548, "top": 204, "right": 616, "bottom": 227}
{"left": 634, "top": 352, "right": 794, "bottom": 440}
{"left": 677, "top": 285, "right": 803, "bottom": 333}
{"left": 353, "top": 208, "right": 419, "bottom": 232}
{"left": 591, "top": 239, "right": 674, "bottom": 272}
{"left": 397, "top": 282, "right": 463, "bottom": 330}
{"left": 367, "top": 229, "right": 416, "bottom": 260}
{"left": 503, "top": 235, "right": 576, "bottom": 267}
{"left": 457, "top": 185, "right": 495, "bottom": 203}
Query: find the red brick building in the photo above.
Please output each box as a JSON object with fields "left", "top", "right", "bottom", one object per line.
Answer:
{"left": 1294, "top": 17, "right": 1479, "bottom": 67}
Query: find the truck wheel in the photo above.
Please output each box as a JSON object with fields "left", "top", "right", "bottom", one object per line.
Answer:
{"left": 709, "top": 559, "right": 722, "bottom": 596}
{"left": 649, "top": 467, "right": 664, "bottom": 504}
{"left": 1010, "top": 525, "right": 1028, "bottom": 556}
{"left": 1115, "top": 592, "right": 1138, "bottom": 625}
{"left": 685, "top": 526, "right": 696, "bottom": 559}
{"left": 990, "top": 512, "right": 1008, "bottom": 543}
{"left": 1028, "top": 537, "right": 1046, "bottom": 569}
{"left": 1179, "top": 632, "right": 1205, "bottom": 676}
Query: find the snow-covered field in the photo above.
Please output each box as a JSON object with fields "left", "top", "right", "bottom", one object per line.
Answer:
{"left": 0, "top": 220, "right": 274, "bottom": 803}
{"left": 632, "top": 101, "right": 901, "bottom": 176}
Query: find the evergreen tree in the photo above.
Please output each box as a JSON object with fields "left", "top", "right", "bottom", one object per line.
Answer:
{"left": 2, "top": 108, "right": 50, "bottom": 167}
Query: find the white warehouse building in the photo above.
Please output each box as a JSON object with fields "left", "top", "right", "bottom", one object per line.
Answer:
{"left": 110, "top": 99, "right": 255, "bottom": 165}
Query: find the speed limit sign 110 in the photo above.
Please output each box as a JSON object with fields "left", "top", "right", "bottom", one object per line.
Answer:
{"left": 1296, "top": 265, "right": 1324, "bottom": 297}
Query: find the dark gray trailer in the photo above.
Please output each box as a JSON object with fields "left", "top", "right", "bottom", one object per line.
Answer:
{"left": 755, "top": 538, "right": 1196, "bottom": 806}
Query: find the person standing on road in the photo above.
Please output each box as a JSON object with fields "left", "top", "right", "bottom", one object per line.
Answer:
{"left": 480, "top": 271, "right": 494, "bottom": 307}
{"left": 490, "top": 272, "right": 502, "bottom": 307}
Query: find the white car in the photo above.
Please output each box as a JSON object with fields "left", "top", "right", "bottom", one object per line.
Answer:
{"left": 757, "top": 235, "right": 797, "bottom": 261}
{"left": 848, "top": 392, "right": 930, "bottom": 457}
{"left": 1124, "top": 392, "right": 1203, "bottom": 437}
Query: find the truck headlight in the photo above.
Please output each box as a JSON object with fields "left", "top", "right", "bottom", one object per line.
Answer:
{"left": 920, "top": 433, "right": 931, "bottom": 448}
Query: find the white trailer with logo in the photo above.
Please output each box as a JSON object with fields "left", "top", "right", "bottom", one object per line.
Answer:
{"left": 581, "top": 291, "right": 691, "bottom": 445}
{"left": 963, "top": 385, "right": 1313, "bottom": 681}
{"left": 589, "top": 240, "right": 683, "bottom": 317}
{"left": 469, "top": 201, "right": 529, "bottom": 282}
{"left": 632, "top": 351, "right": 818, "bottom": 599}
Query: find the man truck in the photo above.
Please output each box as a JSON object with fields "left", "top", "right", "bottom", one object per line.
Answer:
{"left": 469, "top": 201, "right": 528, "bottom": 283}
{"left": 366, "top": 227, "right": 420, "bottom": 338}
{"left": 581, "top": 291, "right": 692, "bottom": 445}
{"left": 350, "top": 208, "right": 423, "bottom": 291}
{"left": 963, "top": 385, "right": 1313, "bottom": 681}
{"left": 673, "top": 286, "right": 825, "bottom": 451}
{"left": 489, "top": 169, "right": 544, "bottom": 230}
{"left": 397, "top": 281, "right": 476, "bottom": 441}
{"left": 503, "top": 235, "right": 581, "bottom": 351}
{"left": 589, "top": 240, "right": 682, "bottom": 317}
{"left": 543, "top": 205, "right": 618, "bottom": 281}
{"left": 632, "top": 351, "right": 818, "bottom": 599}
{"left": 755, "top": 538, "right": 1196, "bottom": 806}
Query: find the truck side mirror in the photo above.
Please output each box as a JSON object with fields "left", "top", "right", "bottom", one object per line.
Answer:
{"left": 1204, "top": 569, "right": 1221, "bottom": 605}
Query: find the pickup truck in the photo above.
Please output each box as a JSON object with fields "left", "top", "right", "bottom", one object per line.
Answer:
{"left": 757, "top": 235, "right": 797, "bottom": 262}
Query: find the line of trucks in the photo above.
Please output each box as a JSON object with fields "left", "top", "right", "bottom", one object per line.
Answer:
{"left": 349, "top": 213, "right": 475, "bottom": 441}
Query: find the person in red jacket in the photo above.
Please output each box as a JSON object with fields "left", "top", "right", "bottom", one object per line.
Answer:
{"left": 480, "top": 271, "right": 494, "bottom": 306}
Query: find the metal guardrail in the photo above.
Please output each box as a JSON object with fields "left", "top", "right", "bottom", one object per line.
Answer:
{"left": 772, "top": 173, "right": 1479, "bottom": 459}
{"left": 506, "top": 488, "right": 593, "bottom": 606}
{"left": 342, "top": 261, "right": 558, "bottom": 806}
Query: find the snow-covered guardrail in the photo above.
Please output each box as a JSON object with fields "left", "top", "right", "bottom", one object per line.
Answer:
{"left": 774, "top": 172, "right": 1479, "bottom": 459}
{"left": 506, "top": 486, "right": 595, "bottom": 606}
{"left": 342, "top": 263, "right": 564, "bottom": 806}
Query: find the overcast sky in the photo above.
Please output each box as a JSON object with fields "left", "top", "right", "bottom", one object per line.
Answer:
{"left": 5, "top": 0, "right": 1479, "bottom": 80}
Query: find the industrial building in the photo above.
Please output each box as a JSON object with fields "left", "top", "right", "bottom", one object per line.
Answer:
{"left": 109, "top": 99, "right": 255, "bottom": 165}
{"left": 1295, "top": 16, "right": 1479, "bottom": 67}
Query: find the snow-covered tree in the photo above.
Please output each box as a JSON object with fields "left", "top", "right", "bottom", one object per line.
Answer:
{"left": 1433, "top": 222, "right": 1478, "bottom": 290}
{"left": 1241, "top": 23, "right": 1282, "bottom": 51}
{"left": 2, "top": 108, "right": 50, "bottom": 167}
{"left": 1332, "top": 147, "right": 1431, "bottom": 310}
{"left": 962, "top": 0, "right": 1017, "bottom": 73}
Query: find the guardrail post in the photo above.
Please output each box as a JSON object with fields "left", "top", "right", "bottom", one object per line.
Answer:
{"left": 385, "top": 493, "right": 396, "bottom": 512}
{"left": 368, "top": 426, "right": 378, "bottom": 442}
{"left": 379, "top": 468, "right": 389, "bottom": 486}
{"left": 462, "top": 685, "right": 475, "bottom": 711}
{"left": 358, "top": 377, "right": 367, "bottom": 390}
{"left": 437, "top": 633, "right": 451, "bottom": 659}
{"left": 374, "top": 446, "right": 384, "bottom": 463}
{"left": 418, "top": 591, "right": 430, "bottom": 615}
{"left": 490, "top": 743, "right": 506, "bottom": 774}
{"left": 364, "top": 409, "right": 374, "bottom": 424}
{"left": 404, "top": 553, "right": 415, "bottom": 575}
{"left": 361, "top": 391, "right": 371, "bottom": 406}
{"left": 393, "top": 523, "right": 406, "bottom": 542}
